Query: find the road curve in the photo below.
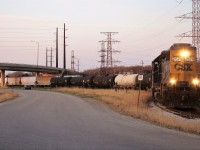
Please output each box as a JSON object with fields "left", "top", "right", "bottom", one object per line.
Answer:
{"left": 0, "top": 89, "right": 199, "bottom": 150}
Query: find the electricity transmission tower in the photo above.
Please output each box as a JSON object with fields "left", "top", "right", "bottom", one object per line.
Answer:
{"left": 71, "top": 50, "right": 75, "bottom": 71}
{"left": 176, "top": 0, "right": 200, "bottom": 59}
{"left": 99, "top": 42, "right": 106, "bottom": 68}
{"left": 99, "top": 32, "right": 120, "bottom": 68}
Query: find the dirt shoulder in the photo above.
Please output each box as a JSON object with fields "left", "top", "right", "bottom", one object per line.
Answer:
{"left": 0, "top": 89, "right": 18, "bottom": 103}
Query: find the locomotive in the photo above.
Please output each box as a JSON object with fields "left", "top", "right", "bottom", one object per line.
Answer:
{"left": 152, "top": 43, "right": 200, "bottom": 108}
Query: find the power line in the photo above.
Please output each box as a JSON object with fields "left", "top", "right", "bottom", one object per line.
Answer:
{"left": 0, "top": 27, "right": 54, "bottom": 30}
{"left": 121, "top": 2, "right": 183, "bottom": 39}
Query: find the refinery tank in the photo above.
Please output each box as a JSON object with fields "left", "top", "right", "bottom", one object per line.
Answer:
{"left": 114, "top": 74, "right": 138, "bottom": 89}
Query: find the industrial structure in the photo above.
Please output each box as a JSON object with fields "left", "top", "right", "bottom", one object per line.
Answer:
{"left": 99, "top": 32, "right": 121, "bottom": 74}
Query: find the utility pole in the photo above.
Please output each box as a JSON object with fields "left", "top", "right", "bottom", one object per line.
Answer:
{"left": 50, "top": 47, "right": 53, "bottom": 67}
{"left": 56, "top": 27, "right": 58, "bottom": 68}
{"left": 77, "top": 59, "right": 80, "bottom": 73}
{"left": 63, "top": 23, "right": 68, "bottom": 69}
{"left": 46, "top": 48, "right": 48, "bottom": 67}
{"left": 71, "top": 50, "right": 75, "bottom": 71}
{"left": 176, "top": 0, "right": 200, "bottom": 59}
{"left": 140, "top": 60, "right": 144, "bottom": 73}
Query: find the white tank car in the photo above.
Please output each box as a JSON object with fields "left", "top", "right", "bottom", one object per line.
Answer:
{"left": 6, "top": 77, "right": 21, "bottom": 86}
{"left": 21, "top": 77, "right": 36, "bottom": 86}
{"left": 114, "top": 74, "right": 138, "bottom": 89}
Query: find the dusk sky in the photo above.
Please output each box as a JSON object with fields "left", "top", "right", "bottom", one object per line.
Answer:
{"left": 0, "top": 0, "right": 192, "bottom": 71}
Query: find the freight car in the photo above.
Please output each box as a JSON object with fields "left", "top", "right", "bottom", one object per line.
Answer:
{"left": 82, "top": 76, "right": 95, "bottom": 88}
{"left": 114, "top": 74, "right": 138, "bottom": 89}
{"left": 6, "top": 77, "right": 21, "bottom": 86}
{"left": 136, "top": 73, "right": 152, "bottom": 90}
{"left": 152, "top": 43, "right": 200, "bottom": 108}
{"left": 6, "top": 76, "right": 52, "bottom": 87}
{"left": 114, "top": 73, "right": 152, "bottom": 90}
{"left": 36, "top": 76, "right": 52, "bottom": 86}
{"left": 93, "top": 75, "right": 116, "bottom": 88}
{"left": 50, "top": 74, "right": 151, "bottom": 90}
{"left": 50, "top": 75, "right": 82, "bottom": 87}
{"left": 21, "top": 77, "right": 36, "bottom": 86}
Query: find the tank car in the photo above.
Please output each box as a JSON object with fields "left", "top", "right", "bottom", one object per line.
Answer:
{"left": 114, "top": 74, "right": 138, "bottom": 89}
{"left": 50, "top": 77, "right": 60, "bottom": 87}
{"left": 82, "top": 76, "right": 95, "bottom": 88}
{"left": 93, "top": 75, "right": 116, "bottom": 88}
{"left": 152, "top": 43, "right": 200, "bottom": 108}
{"left": 135, "top": 73, "right": 152, "bottom": 90}
{"left": 50, "top": 76, "right": 70, "bottom": 87}
{"left": 70, "top": 77, "right": 84, "bottom": 87}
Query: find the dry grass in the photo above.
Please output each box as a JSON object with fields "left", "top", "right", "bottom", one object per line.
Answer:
{"left": 0, "top": 90, "right": 18, "bottom": 103}
{"left": 54, "top": 87, "right": 200, "bottom": 135}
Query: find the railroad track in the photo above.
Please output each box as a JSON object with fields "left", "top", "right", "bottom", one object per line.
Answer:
{"left": 154, "top": 102, "right": 200, "bottom": 119}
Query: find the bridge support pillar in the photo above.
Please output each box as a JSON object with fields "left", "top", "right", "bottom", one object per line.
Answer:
{"left": 36, "top": 72, "right": 40, "bottom": 77}
{"left": 1, "top": 70, "right": 5, "bottom": 87}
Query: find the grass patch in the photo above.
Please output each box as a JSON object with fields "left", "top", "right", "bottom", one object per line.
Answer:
{"left": 54, "top": 87, "right": 200, "bottom": 135}
{"left": 0, "top": 89, "right": 18, "bottom": 103}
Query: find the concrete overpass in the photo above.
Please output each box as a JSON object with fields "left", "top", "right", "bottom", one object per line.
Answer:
{"left": 0, "top": 63, "right": 70, "bottom": 86}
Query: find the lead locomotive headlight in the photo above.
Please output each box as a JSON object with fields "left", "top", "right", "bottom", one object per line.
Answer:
{"left": 170, "top": 78, "right": 176, "bottom": 85}
{"left": 180, "top": 49, "right": 190, "bottom": 58}
{"left": 192, "top": 78, "right": 199, "bottom": 86}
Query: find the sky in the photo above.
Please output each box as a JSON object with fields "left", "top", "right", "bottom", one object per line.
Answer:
{"left": 0, "top": 0, "right": 192, "bottom": 71}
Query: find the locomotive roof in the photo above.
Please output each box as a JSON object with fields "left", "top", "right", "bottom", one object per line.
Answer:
{"left": 152, "top": 50, "right": 169, "bottom": 63}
